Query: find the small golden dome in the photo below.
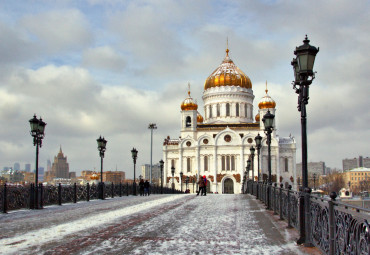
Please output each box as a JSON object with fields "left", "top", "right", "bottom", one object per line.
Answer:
{"left": 258, "top": 82, "right": 276, "bottom": 109}
{"left": 90, "top": 173, "right": 99, "bottom": 180}
{"left": 197, "top": 112, "right": 204, "bottom": 123}
{"left": 181, "top": 84, "right": 198, "bottom": 111}
{"left": 204, "top": 48, "right": 252, "bottom": 90}
{"left": 255, "top": 113, "right": 260, "bottom": 122}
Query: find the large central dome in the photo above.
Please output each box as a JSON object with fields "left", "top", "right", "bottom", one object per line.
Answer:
{"left": 204, "top": 48, "right": 252, "bottom": 90}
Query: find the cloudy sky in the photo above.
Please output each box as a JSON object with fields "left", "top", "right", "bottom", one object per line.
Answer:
{"left": 0, "top": 0, "right": 369, "bottom": 177}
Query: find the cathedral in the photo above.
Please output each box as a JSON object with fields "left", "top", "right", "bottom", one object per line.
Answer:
{"left": 162, "top": 47, "right": 297, "bottom": 194}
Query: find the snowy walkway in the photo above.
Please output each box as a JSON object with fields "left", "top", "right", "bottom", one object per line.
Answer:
{"left": 0, "top": 194, "right": 319, "bottom": 255}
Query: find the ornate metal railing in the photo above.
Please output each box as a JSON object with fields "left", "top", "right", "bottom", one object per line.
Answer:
{"left": 245, "top": 180, "right": 370, "bottom": 255}
{"left": 1, "top": 183, "right": 180, "bottom": 213}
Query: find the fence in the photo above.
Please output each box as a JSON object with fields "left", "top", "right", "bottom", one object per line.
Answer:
{"left": 245, "top": 180, "right": 369, "bottom": 255}
{"left": 1, "top": 182, "right": 180, "bottom": 213}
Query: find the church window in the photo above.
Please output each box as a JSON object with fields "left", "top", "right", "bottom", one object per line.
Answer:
{"left": 226, "top": 103, "right": 230, "bottom": 116}
{"left": 217, "top": 104, "right": 220, "bottom": 117}
{"left": 224, "top": 135, "right": 231, "bottom": 142}
{"left": 203, "top": 138, "right": 209, "bottom": 144}
{"left": 236, "top": 103, "right": 239, "bottom": 117}
{"left": 222, "top": 156, "right": 226, "bottom": 170}
{"left": 285, "top": 158, "right": 289, "bottom": 172}
{"left": 209, "top": 105, "right": 212, "bottom": 118}
{"left": 186, "top": 116, "right": 191, "bottom": 127}
{"left": 247, "top": 138, "right": 253, "bottom": 143}
{"left": 171, "top": 159, "right": 175, "bottom": 168}
{"left": 187, "top": 158, "right": 191, "bottom": 172}
{"left": 245, "top": 104, "right": 248, "bottom": 117}
{"left": 226, "top": 156, "right": 230, "bottom": 171}
{"left": 186, "top": 141, "right": 191, "bottom": 147}
{"left": 204, "top": 156, "right": 208, "bottom": 171}
{"left": 231, "top": 156, "right": 235, "bottom": 170}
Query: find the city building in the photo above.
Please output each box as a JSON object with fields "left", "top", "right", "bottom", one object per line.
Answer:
{"left": 296, "top": 161, "right": 326, "bottom": 178}
{"left": 343, "top": 156, "right": 370, "bottom": 171}
{"left": 343, "top": 167, "right": 370, "bottom": 192}
{"left": 102, "top": 171, "right": 125, "bottom": 184}
{"left": 44, "top": 147, "right": 69, "bottom": 182}
{"left": 141, "top": 164, "right": 161, "bottom": 183}
{"left": 162, "top": 47, "right": 297, "bottom": 194}
{"left": 14, "top": 162, "right": 20, "bottom": 171}
{"left": 0, "top": 169, "right": 24, "bottom": 183}
{"left": 23, "top": 171, "right": 35, "bottom": 183}
{"left": 25, "top": 163, "right": 31, "bottom": 172}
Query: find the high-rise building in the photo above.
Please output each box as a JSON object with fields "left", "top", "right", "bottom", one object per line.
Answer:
{"left": 141, "top": 164, "right": 161, "bottom": 183}
{"left": 14, "top": 162, "right": 20, "bottom": 171}
{"left": 25, "top": 164, "right": 31, "bottom": 172}
{"left": 296, "top": 161, "right": 326, "bottom": 177}
{"left": 343, "top": 156, "right": 370, "bottom": 171}
{"left": 47, "top": 159, "right": 52, "bottom": 172}
{"left": 44, "top": 147, "right": 69, "bottom": 182}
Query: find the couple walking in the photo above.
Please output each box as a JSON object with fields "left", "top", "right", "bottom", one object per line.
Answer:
{"left": 139, "top": 179, "right": 150, "bottom": 196}
{"left": 197, "top": 175, "right": 207, "bottom": 196}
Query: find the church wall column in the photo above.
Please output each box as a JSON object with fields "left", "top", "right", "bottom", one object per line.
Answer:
{"left": 163, "top": 147, "right": 168, "bottom": 186}
{"left": 240, "top": 145, "right": 244, "bottom": 179}
{"left": 196, "top": 145, "right": 200, "bottom": 178}
{"left": 214, "top": 145, "right": 217, "bottom": 187}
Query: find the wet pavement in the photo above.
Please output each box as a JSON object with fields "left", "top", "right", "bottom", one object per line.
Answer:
{"left": 0, "top": 194, "right": 321, "bottom": 255}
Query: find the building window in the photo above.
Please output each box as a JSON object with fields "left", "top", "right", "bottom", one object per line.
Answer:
{"left": 226, "top": 103, "right": 230, "bottom": 116}
{"left": 187, "top": 158, "right": 191, "bottom": 172}
{"left": 226, "top": 156, "right": 230, "bottom": 171}
{"left": 209, "top": 105, "right": 212, "bottom": 118}
{"left": 245, "top": 104, "right": 248, "bottom": 117}
{"left": 231, "top": 156, "right": 235, "bottom": 170}
{"left": 217, "top": 104, "right": 220, "bottom": 117}
{"left": 171, "top": 159, "right": 175, "bottom": 168}
{"left": 222, "top": 156, "right": 226, "bottom": 170}
{"left": 204, "top": 156, "right": 208, "bottom": 171}
{"left": 285, "top": 158, "right": 289, "bottom": 172}
{"left": 236, "top": 103, "right": 239, "bottom": 117}
{"left": 186, "top": 116, "right": 191, "bottom": 127}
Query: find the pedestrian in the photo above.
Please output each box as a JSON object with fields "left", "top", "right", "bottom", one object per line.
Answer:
{"left": 139, "top": 179, "right": 145, "bottom": 196}
{"left": 144, "top": 180, "right": 150, "bottom": 196}
{"left": 202, "top": 175, "right": 207, "bottom": 196}
{"left": 197, "top": 177, "right": 204, "bottom": 196}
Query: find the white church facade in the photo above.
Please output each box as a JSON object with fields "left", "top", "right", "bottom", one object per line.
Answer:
{"left": 163, "top": 48, "right": 297, "bottom": 194}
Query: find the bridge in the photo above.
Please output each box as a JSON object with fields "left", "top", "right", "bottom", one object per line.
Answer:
{"left": 1, "top": 193, "right": 320, "bottom": 255}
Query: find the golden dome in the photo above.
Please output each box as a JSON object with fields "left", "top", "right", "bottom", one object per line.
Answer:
{"left": 90, "top": 173, "right": 99, "bottom": 180}
{"left": 197, "top": 112, "right": 204, "bottom": 123}
{"left": 181, "top": 84, "right": 198, "bottom": 111}
{"left": 204, "top": 48, "right": 252, "bottom": 90}
{"left": 255, "top": 113, "right": 260, "bottom": 122}
{"left": 258, "top": 82, "right": 276, "bottom": 109}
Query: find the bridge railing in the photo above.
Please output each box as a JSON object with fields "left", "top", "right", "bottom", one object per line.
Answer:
{"left": 245, "top": 180, "right": 370, "bottom": 255}
{"left": 1, "top": 183, "right": 181, "bottom": 213}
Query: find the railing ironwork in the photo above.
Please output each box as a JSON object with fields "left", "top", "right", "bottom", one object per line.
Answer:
{"left": 245, "top": 180, "right": 369, "bottom": 255}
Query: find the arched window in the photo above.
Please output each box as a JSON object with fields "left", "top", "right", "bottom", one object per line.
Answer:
{"left": 285, "top": 158, "right": 289, "bottom": 172}
{"left": 171, "top": 159, "right": 175, "bottom": 168}
{"left": 226, "top": 103, "right": 230, "bottom": 116}
{"left": 244, "top": 104, "right": 248, "bottom": 117}
{"left": 209, "top": 105, "right": 212, "bottom": 118}
{"left": 231, "top": 156, "right": 235, "bottom": 170}
{"left": 204, "top": 156, "right": 208, "bottom": 171}
{"left": 236, "top": 103, "right": 239, "bottom": 117}
{"left": 187, "top": 158, "right": 191, "bottom": 172}
{"left": 186, "top": 116, "right": 191, "bottom": 127}
{"left": 217, "top": 104, "right": 220, "bottom": 117}
{"left": 222, "top": 156, "right": 226, "bottom": 171}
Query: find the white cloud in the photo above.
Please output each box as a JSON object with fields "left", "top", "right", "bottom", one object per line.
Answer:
{"left": 82, "top": 46, "right": 126, "bottom": 72}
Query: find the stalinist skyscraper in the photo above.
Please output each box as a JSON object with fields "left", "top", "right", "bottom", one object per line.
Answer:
{"left": 51, "top": 147, "right": 69, "bottom": 179}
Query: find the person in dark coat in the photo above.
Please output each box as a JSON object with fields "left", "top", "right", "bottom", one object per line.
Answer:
{"left": 197, "top": 177, "right": 205, "bottom": 196}
{"left": 144, "top": 180, "right": 150, "bottom": 196}
{"left": 139, "top": 179, "right": 145, "bottom": 196}
{"left": 202, "top": 175, "right": 207, "bottom": 196}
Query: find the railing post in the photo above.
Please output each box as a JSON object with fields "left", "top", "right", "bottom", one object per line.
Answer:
{"left": 73, "top": 183, "right": 77, "bottom": 203}
{"left": 329, "top": 192, "right": 337, "bottom": 255}
{"left": 119, "top": 182, "right": 122, "bottom": 197}
{"left": 287, "top": 185, "right": 293, "bottom": 228}
{"left": 304, "top": 187, "right": 313, "bottom": 247}
{"left": 39, "top": 183, "right": 43, "bottom": 209}
{"left": 279, "top": 183, "right": 283, "bottom": 220}
{"left": 297, "top": 186, "right": 305, "bottom": 245}
{"left": 126, "top": 183, "right": 129, "bottom": 196}
{"left": 3, "top": 183, "right": 7, "bottom": 213}
{"left": 87, "top": 183, "right": 90, "bottom": 202}
{"left": 274, "top": 183, "right": 278, "bottom": 215}
{"left": 58, "top": 183, "right": 62, "bottom": 205}
{"left": 111, "top": 182, "right": 114, "bottom": 198}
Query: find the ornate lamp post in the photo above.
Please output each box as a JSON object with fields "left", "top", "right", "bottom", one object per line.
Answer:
{"left": 97, "top": 136, "right": 107, "bottom": 199}
{"left": 159, "top": 159, "right": 164, "bottom": 194}
{"left": 131, "top": 148, "right": 138, "bottom": 196}
{"left": 313, "top": 173, "right": 316, "bottom": 191}
{"left": 262, "top": 110, "right": 274, "bottom": 210}
{"left": 180, "top": 171, "right": 183, "bottom": 193}
{"left": 255, "top": 133, "right": 262, "bottom": 181}
{"left": 291, "top": 35, "right": 319, "bottom": 246}
{"left": 250, "top": 146, "right": 255, "bottom": 182}
{"left": 29, "top": 115, "right": 46, "bottom": 209}
{"left": 148, "top": 123, "right": 157, "bottom": 183}
{"left": 171, "top": 166, "right": 175, "bottom": 193}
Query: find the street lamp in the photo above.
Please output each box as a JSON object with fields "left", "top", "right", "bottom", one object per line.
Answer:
{"left": 291, "top": 35, "right": 319, "bottom": 246}
{"left": 29, "top": 114, "right": 46, "bottom": 209}
{"left": 313, "top": 173, "right": 316, "bottom": 191}
{"left": 148, "top": 123, "right": 157, "bottom": 184}
{"left": 159, "top": 159, "right": 164, "bottom": 194}
{"left": 97, "top": 136, "right": 107, "bottom": 199}
{"left": 180, "top": 171, "right": 183, "bottom": 193}
{"left": 255, "top": 133, "right": 262, "bottom": 181}
{"left": 171, "top": 166, "right": 175, "bottom": 193}
{"left": 262, "top": 110, "right": 274, "bottom": 210}
{"left": 131, "top": 148, "right": 138, "bottom": 195}
{"left": 250, "top": 146, "right": 255, "bottom": 182}
{"left": 192, "top": 177, "right": 195, "bottom": 193}
{"left": 185, "top": 176, "right": 189, "bottom": 192}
